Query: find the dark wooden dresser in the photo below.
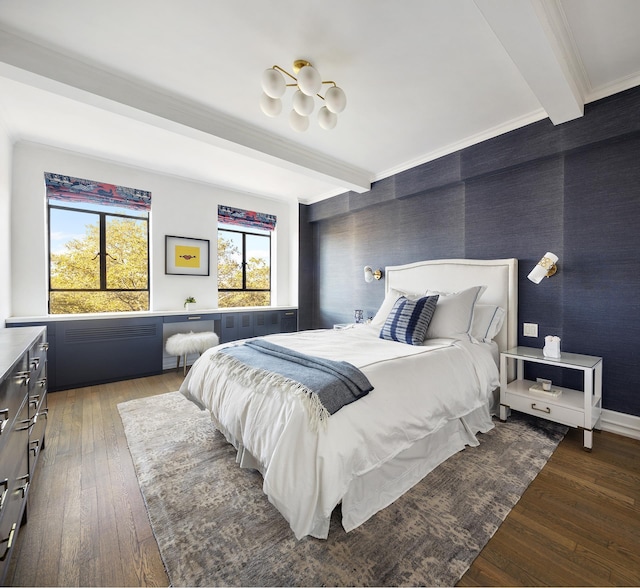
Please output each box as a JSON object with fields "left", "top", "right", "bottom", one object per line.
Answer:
{"left": 0, "top": 327, "right": 48, "bottom": 584}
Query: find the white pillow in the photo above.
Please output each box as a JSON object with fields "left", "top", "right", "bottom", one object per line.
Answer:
{"left": 370, "top": 287, "right": 424, "bottom": 328}
{"left": 424, "top": 285, "right": 485, "bottom": 340}
{"left": 471, "top": 304, "right": 506, "bottom": 342}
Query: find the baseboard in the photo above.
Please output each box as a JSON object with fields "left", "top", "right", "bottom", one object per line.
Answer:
{"left": 600, "top": 409, "right": 640, "bottom": 440}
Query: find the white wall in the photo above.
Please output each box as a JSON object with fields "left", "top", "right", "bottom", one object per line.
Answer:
{"left": 0, "top": 124, "right": 12, "bottom": 327}
{"left": 10, "top": 142, "right": 298, "bottom": 317}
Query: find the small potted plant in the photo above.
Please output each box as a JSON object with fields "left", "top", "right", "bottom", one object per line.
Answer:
{"left": 184, "top": 296, "right": 196, "bottom": 311}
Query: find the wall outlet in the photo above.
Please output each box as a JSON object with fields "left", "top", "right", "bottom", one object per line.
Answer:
{"left": 523, "top": 322, "right": 538, "bottom": 337}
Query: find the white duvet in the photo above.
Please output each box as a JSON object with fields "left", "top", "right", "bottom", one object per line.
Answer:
{"left": 180, "top": 325, "right": 499, "bottom": 539}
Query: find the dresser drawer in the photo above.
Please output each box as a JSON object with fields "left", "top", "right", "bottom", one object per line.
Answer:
{"left": 0, "top": 400, "right": 29, "bottom": 573}
{"left": 0, "top": 399, "right": 30, "bottom": 511}
{"left": 503, "top": 390, "right": 584, "bottom": 428}
{"left": 0, "top": 362, "right": 30, "bottom": 453}
{"left": 0, "top": 326, "right": 48, "bottom": 583}
{"left": 28, "top": 393, "right": 47, "bottom": 475}
{"left": 27, "top": 334, "right": 47, "bottom": 385}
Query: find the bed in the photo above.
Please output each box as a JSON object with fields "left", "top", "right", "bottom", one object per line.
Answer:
{"left": 180, "top": 258, "right": 518, "bottom": 540}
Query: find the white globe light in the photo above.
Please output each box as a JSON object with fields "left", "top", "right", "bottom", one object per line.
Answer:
{"left": 292, "top": 90, "right": 314, "bottom": 116}
{"left": 260, "top": 92, "right": 282, "bottom": 117}
{"left": 318, "top": 106, "right": 337, "bottom": 130}
{"left": 261, "top": 68, "right": 286, "bottom": 98}
{"left": 289, "top": 109, "right": 309, "bottom": 132}
{"left": 324, "top": 86, "right": 346, "bottom": 113}
{"left": 297, "top": 65, "right": 321, "bottom": 96}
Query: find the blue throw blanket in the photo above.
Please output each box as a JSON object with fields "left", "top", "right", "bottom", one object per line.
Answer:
{"left": 217, "top": 339, "right": 373, "bottom": 426}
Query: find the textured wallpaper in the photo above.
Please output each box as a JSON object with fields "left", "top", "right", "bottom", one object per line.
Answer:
{"left": 301, "top": 86, "right": 640, "bottom": 417}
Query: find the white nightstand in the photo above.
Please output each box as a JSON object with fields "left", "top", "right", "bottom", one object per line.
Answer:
{"left": 499, "top": 346, "right": 603, "bottom": 451}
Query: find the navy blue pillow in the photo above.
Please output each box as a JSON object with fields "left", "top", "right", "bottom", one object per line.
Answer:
{"left": 379, "top": 295, "right": 439, "bottom": 345}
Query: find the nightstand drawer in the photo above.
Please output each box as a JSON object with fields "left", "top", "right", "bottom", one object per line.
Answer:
{"left": 504, "top": 391, "right": 584, "bottom": 428}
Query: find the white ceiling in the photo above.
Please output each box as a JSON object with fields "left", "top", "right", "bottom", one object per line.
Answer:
{"left": 0, "top": 0, "right": 639, "bottom": 204}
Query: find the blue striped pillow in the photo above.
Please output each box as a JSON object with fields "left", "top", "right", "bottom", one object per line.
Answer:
{"left": 379, "top": 295, "right": 439, "bottom": 345}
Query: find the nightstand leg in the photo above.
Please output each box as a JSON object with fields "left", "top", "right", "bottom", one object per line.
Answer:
{"left": 499, "top": 354, "right": 509, "bottom": 422}
{"left": 583, "top": 428, "right": 593, "bottom": 451}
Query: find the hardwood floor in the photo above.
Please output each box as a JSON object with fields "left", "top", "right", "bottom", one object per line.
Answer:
{"left": 460, "top": 426, "right": 640, "bottom": 587}
{"left": 6, "top": 372, "right": 181, "bottom": 587}
{"left": 6, "top": 372, "right": 640, "bottom": 587}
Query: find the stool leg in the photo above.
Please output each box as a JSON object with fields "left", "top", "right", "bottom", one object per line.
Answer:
{"left": 183, "top": 354, "right": 187, "bottom": 376}
{"left": 176, "top": 355, "right": 180, "bottom": 372}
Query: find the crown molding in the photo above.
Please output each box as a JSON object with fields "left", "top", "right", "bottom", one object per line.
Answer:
{"left": 374, "top": 108, "right": 548, "bottom": 185}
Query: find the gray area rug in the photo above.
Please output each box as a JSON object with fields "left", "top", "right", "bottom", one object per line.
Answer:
{"left": 118, "top": 391, "right": 567, "bottom": 587}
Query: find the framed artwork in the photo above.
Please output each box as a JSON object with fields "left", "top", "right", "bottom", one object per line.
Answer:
{"left": 165, "top": 235, "right": 210, "bottom": 276}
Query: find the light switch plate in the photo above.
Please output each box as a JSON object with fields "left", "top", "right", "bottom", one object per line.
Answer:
{"left": 523, "top": 322, "right": 538, "bottom": 337}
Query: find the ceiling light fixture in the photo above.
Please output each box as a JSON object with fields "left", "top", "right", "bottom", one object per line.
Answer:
{"left": 260, "top": 60, "right": 347, "bottom": 132}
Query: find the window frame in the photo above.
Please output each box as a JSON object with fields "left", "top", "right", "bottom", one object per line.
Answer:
{"left": 217, "top": 225, "right": 272, "bottom": 304}
{"left": 47, "top": 202, "right": 150, "bottom": 313}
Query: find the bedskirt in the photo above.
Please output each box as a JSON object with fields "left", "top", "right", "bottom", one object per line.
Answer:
{"left": 210, "top": 396, "right": 495, "bottom": 535}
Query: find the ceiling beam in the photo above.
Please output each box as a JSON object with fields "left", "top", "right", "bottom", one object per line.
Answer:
{"left": 474, "top": 0, "right": 584, "bottom": 125}
{"left": 0, "top": 28, "right": 372, "bottom": 193}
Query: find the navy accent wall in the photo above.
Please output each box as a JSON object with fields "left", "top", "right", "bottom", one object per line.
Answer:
{"left": 299, "top": 85, "right": 640, "bottom": 418}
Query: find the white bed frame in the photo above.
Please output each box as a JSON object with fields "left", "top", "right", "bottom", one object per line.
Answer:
{"left": 385, "top": 258, "right": 518, "bottom": 353}
{"left": 339, "top": 258, "right": 519, "bottom": 532}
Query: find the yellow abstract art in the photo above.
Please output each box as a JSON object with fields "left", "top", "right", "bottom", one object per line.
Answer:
{"left": 175, "top": 245, "right": 200, "bottom": 268}
{"left": 166, "top": 235, "right": 209, "bottom": 275}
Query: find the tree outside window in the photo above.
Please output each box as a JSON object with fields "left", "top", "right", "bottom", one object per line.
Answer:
{"left": 217, "top": 225, "right": 271, "bottom": 307}
{"left": 46, "top": 174, "right": 150, "bottom": 314}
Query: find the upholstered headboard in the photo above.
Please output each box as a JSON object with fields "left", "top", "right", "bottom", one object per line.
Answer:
{"left": 385, "top": 258, "right": 518, "bottom": 353}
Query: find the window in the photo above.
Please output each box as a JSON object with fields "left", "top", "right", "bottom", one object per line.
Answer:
{"left": 217, "top": 205, "right": 275, "bottom": 307}
{"left": 46, "top": 173, "right": 150, "bottom": 314}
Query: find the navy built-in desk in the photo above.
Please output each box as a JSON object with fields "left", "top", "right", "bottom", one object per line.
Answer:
{"left": 6, "top": 307, "right": 297, "bottom": 391}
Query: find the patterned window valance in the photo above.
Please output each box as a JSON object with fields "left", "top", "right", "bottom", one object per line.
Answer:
{"left": 45, "top": 172, "right": 151, "bottom": 212}
{"left": 218, "top": 204, "right": 277, "bottom": 232}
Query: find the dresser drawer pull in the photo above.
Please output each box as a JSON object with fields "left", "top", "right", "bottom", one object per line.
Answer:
{"left": 40, "top": 342, "right": 49, "bottom": 351}
{"left": 0, "top": 409, "right": 8, "bottom": 435}
{"left": 15, "top": 418, "right": 33, "bottom": 432}
{"left": 29, "top": 439, "right": 40, "bottom": 457}
{"left": 17, "top": 475, "right": 29, "bottom": 498}
{"left": 531, "top": 403, "right": 551, "bottom": 414}
{"left": 31, "top": 357, "right": 40, "bottom": 370}
{"left": 187, "top": 316, "right": 202, "bottom": 320}
{"left": 37, "top": 378, "right": 47, "bottom": 388}
{"left": 15, "top": 371, "right": 30, "bottom": 387}
{"left": 0, "top": 523, "right": 16, "bottom": 561}
{"left": 0, "top": 479, "right": 8, "bottom": 512}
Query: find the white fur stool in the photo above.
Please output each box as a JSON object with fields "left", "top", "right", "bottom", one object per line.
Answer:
{"left": 166, "top": 331, "right": 219, "bottom": 375}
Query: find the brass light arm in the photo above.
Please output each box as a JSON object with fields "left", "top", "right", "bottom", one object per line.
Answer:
{"left": 270, "top": 65, "right": 337, "bottom": 98}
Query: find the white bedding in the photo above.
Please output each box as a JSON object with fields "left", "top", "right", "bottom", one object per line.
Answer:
{"left": 180, "top": 324, "right": 499, "bottom": 540}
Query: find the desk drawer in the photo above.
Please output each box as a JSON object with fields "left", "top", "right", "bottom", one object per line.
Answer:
{"left": 163, "top": 313, "right": 219, "bottom": 323}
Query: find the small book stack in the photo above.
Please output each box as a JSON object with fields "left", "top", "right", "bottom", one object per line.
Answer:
{"left": 529, "top": 383, "right": 562, "bottom": 397}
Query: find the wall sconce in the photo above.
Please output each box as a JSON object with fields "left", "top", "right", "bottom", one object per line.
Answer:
{"left": 364, "top": 266, "right": 383, "bottom": 282}
{"left": 527, "top": 252, "right": 558, "bottom": 284}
